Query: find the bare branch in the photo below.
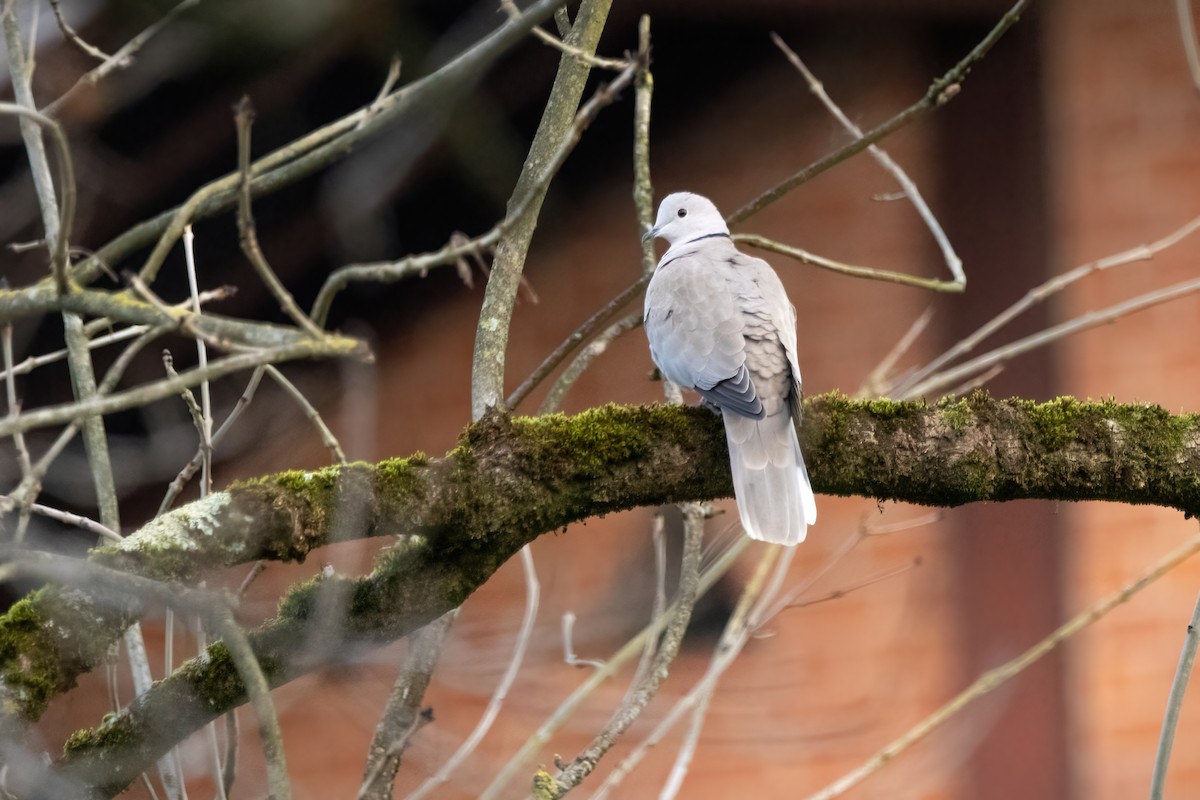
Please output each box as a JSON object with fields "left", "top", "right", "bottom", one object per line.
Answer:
{"left": 726, "top": 0, "right": 1033, "bottom": 224}
{"left": 233, "top": 99, "right": 325, "bottom": 337}
{"left": 57, "top": 0, "right": 186, "bottom": 99}
{"left": 538, "top": 311, "right": 643, "bottom": 414}
{"left": 807, "top": 527, "right": 1200, "bottom": 800}
{"left": 1178, "top": 0, "right": 1200, "bottom": 94}
{"left": 1150, "top": 591, "right": 1200, "bottom": 799}
{"left": 406, "top": 547, "right": 541, "bottom": 800}
{"left": 0, "top": 334, "right": 361, "bottom": 439}
{"left": 735, "top": 234, "right": 964, "bottom": 293}
{"left": 904, "top": 276, "right": 1200, "bottom": 398}
{"left": 68, "top": 0, "right": 569, "bottom": 287}
{"left": 500, "top": 0, "right": 629, "bottom": 70}
{"left": 472, "top": 0, "right": 616, "bottom": 419}
{"left": 893, "top": 214, "right": 1200, "bottom": 398}
{"left": 263, "top": 366, "right": 347, "bottom": 464}
{"left": 311, "top": 52, "right": 641, "bottom": 329}
{"left": 632, "top": 15, "right": 656, "bottom": 276}
{"left": 0, "top": 102, "right": 75, "bottom": 292}
{"left": 547, "top": 504, "right": 705, "bottom": 796}
{"left": 358, "top": 612, "right": 452, "bottom": 800}
{"left": 48, "top": 0, "right": 112, "bottom": 62}
{"left": 769, "top": 33, "right": 964, "bottom": 287}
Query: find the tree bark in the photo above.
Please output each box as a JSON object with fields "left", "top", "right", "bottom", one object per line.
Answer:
{"left": 0, "top": 393, "right": 1196, "bottom": 795}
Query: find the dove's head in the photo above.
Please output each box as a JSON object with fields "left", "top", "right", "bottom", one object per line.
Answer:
{"left": 642, "top": 192, "right": 729, "bottom": 246}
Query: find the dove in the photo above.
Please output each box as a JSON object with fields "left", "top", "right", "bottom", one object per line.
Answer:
{"left": 642, "top": 192, "right": 816, "bottom": 545}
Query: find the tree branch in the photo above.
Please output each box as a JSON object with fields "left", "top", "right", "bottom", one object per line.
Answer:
{"left": 65, "top": 0, "right": 569, "bottom": 286}
{"left": 0, "top": 394, "right": 1195, "bottom": 792}
{"left": 471, "top": 0, "right": 614, "bottom": 418}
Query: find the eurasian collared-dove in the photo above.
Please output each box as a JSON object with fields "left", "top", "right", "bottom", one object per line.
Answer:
{"left": 643, "top": 192, "right": 817, "bottom": 545}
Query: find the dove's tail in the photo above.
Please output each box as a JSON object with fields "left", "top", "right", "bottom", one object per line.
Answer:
{"left": 723, "top": 410, "right": 817, "bottom": 546}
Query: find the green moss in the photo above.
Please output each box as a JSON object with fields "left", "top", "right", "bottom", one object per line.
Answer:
{"left": 254, "top": 462, "right": 348, "bottom": 500}
{"left": 0, "top": 593, "right": 62, "bottom": 719}
{"left": 275, "top": 573, "right": 325, "bottom": 621}
{"left": 511, "top": 404, "right": 655, "bottom": 477}
{"left": 811, "top": 391, "right": 852, "bottom": 444}
{"left": 937, "top": 396, "right": 972, "bottom": 432}
{"left": 1111, "top": 401, "right": 1193, "bottom": 455}
{"left": 374, "top": 456, "right": 428, "bottom": 525}
{"left": 531, "top": 770, "right": 557, "bottom": 800}
{"left": 1025, "top": 395, "right": 1082, "bottom": 450}
{"left": 64, "top": 711, "right": 139, "bottom": 755}
{"left": 865, "top": 396, "right": 924, "bottom": 419}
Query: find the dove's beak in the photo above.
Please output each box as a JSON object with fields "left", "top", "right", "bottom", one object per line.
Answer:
{"left": 641, "top": 225, "right": 661, "bottom": 244}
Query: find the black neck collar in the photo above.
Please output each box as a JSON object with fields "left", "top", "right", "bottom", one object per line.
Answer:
{"left": 685, "top": 232, "right": 731, "bottom": 244}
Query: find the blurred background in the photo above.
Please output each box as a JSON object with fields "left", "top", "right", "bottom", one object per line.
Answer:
{"left": 4, "top": 0, "right": 1200, "bottom": 797}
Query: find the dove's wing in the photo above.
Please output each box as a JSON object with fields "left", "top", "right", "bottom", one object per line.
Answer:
{"left": 729, "top": 250, "right": 805, "bottom": 423}
{"left": 644, "top": 244, "right": 764, "bottom": 418}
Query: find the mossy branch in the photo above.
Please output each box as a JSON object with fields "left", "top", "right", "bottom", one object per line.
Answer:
{"left": 0, "top": 394, "right": 1197, "bottom": 793}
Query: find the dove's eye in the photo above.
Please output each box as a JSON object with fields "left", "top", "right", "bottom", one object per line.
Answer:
{"left": 677, "top": 208, "right": 687, "bottom": 218}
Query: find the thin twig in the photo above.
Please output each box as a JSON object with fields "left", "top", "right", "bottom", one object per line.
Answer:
{"left": 756, "top": 525, "right": 868, "bottom": 639}
{"left": 770, "top": 33, "right": 964, "bottom": 287}
{"left": 222, "top": 710, "right": 239, "bottom": 797}
{"left": 807, "top": 528, "right": 1200, "bottom": 800}
{"left": 0, "top": 284, "right": 347, "bottom": 358}
{"left": 356, "top": 55, "right": 402, "bottom": 131}
{"left": 2, "top": 325, "right": 34, "bottom": 540}
{"left": 156, "top": 367, "right": 266, "bottom": 516}
{"left": 593, "top": 545, "right": 783, "bottom": 800}
{"left": 263, "top": 365, "right": 347, "bottom": 464}
{"left": 80, "top": 285, "right": 234, "bottom": 337}
{"left": 26, "top": 503, "right": 121, "bottom": 542}
{"left": 4, "top": 325, "right": 165, "bottom": 510}
{"left": 0, "top": 287, "right": 234, "bottom": 383}
{"left": 549, "top": 504, "right": 705, "bottom": 797}
{"left": 68, "top": 0, "right": 566, "bottom": 287}
{"left": 727, "top": 0, "right": 1033, "bottom": 224}
{"left": 44, "top": 0, "right": 201, "bottom": 116}
{"left": 0, "top": 333, "right": 359, "bottom": 439}
{"left": 538, "top": 312, "right": 643, "bottom": 414}
{"left": 0, "top": 102, "right": 76, "bottom": 292}
{"left": 1150, "top": 591, "right": 1200, "bottom": 799}
{"left": 561, "top": 611, "right": 606, "bottom": 669}
{"left": 499, "top": 0, "right": 628, "bottom": 70}
{"left": 182, "top": 226, "right": 214, "bottom": 494}
{"left": 1178, "top": 0, "right": 1200, "bottom": 94}
{"left": 735, "top": 234, "right": 964, "bottom": 293}
{"left": 359, "top": 612, "right": 453, "bottom": 800}
{"left": 904, "top": 276, "right": 1200, "bottom": 398}
{"left": 479, "top": 535, "right": 749, "bottom": 800}
{"left": 308, "top": 36, "right": 637, "bottom": 332}
{"left": 204, "top": 712, "right": 228, "bottom": 800}
{"left": 48, "top": 0, "right": 113, "bottom": 61}
{"left": 405, "top": 546, "right": 541, "bottom": 800}
{"left": 160, "top": 345, "right": 201, "bottom": 800}
{"left": 894, "top": 215, "right": 1200, "bottom": 398}
{"left": 625, "top": 512, "right": 668, "bottom": 695}
{"left": 233, "top": 98, "right": 325, "bottom": 337}
{"left": 212, "top": 604, "right": 291, "bottom": 800}
{"left": 506, "top": 275, "right": 650, "bottom": 411}
{"left": 858, "top": 307, "right": 934, "bottom": 398}
{"left": 161, "top": 353, "right": 205, "bottom": 453}
{"left": 785, "top": 558, "right": 921, "bottom": 611}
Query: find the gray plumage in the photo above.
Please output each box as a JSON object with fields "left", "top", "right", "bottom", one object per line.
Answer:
{"left": 643, "top": 192, "right": 817, "bottom": 545}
